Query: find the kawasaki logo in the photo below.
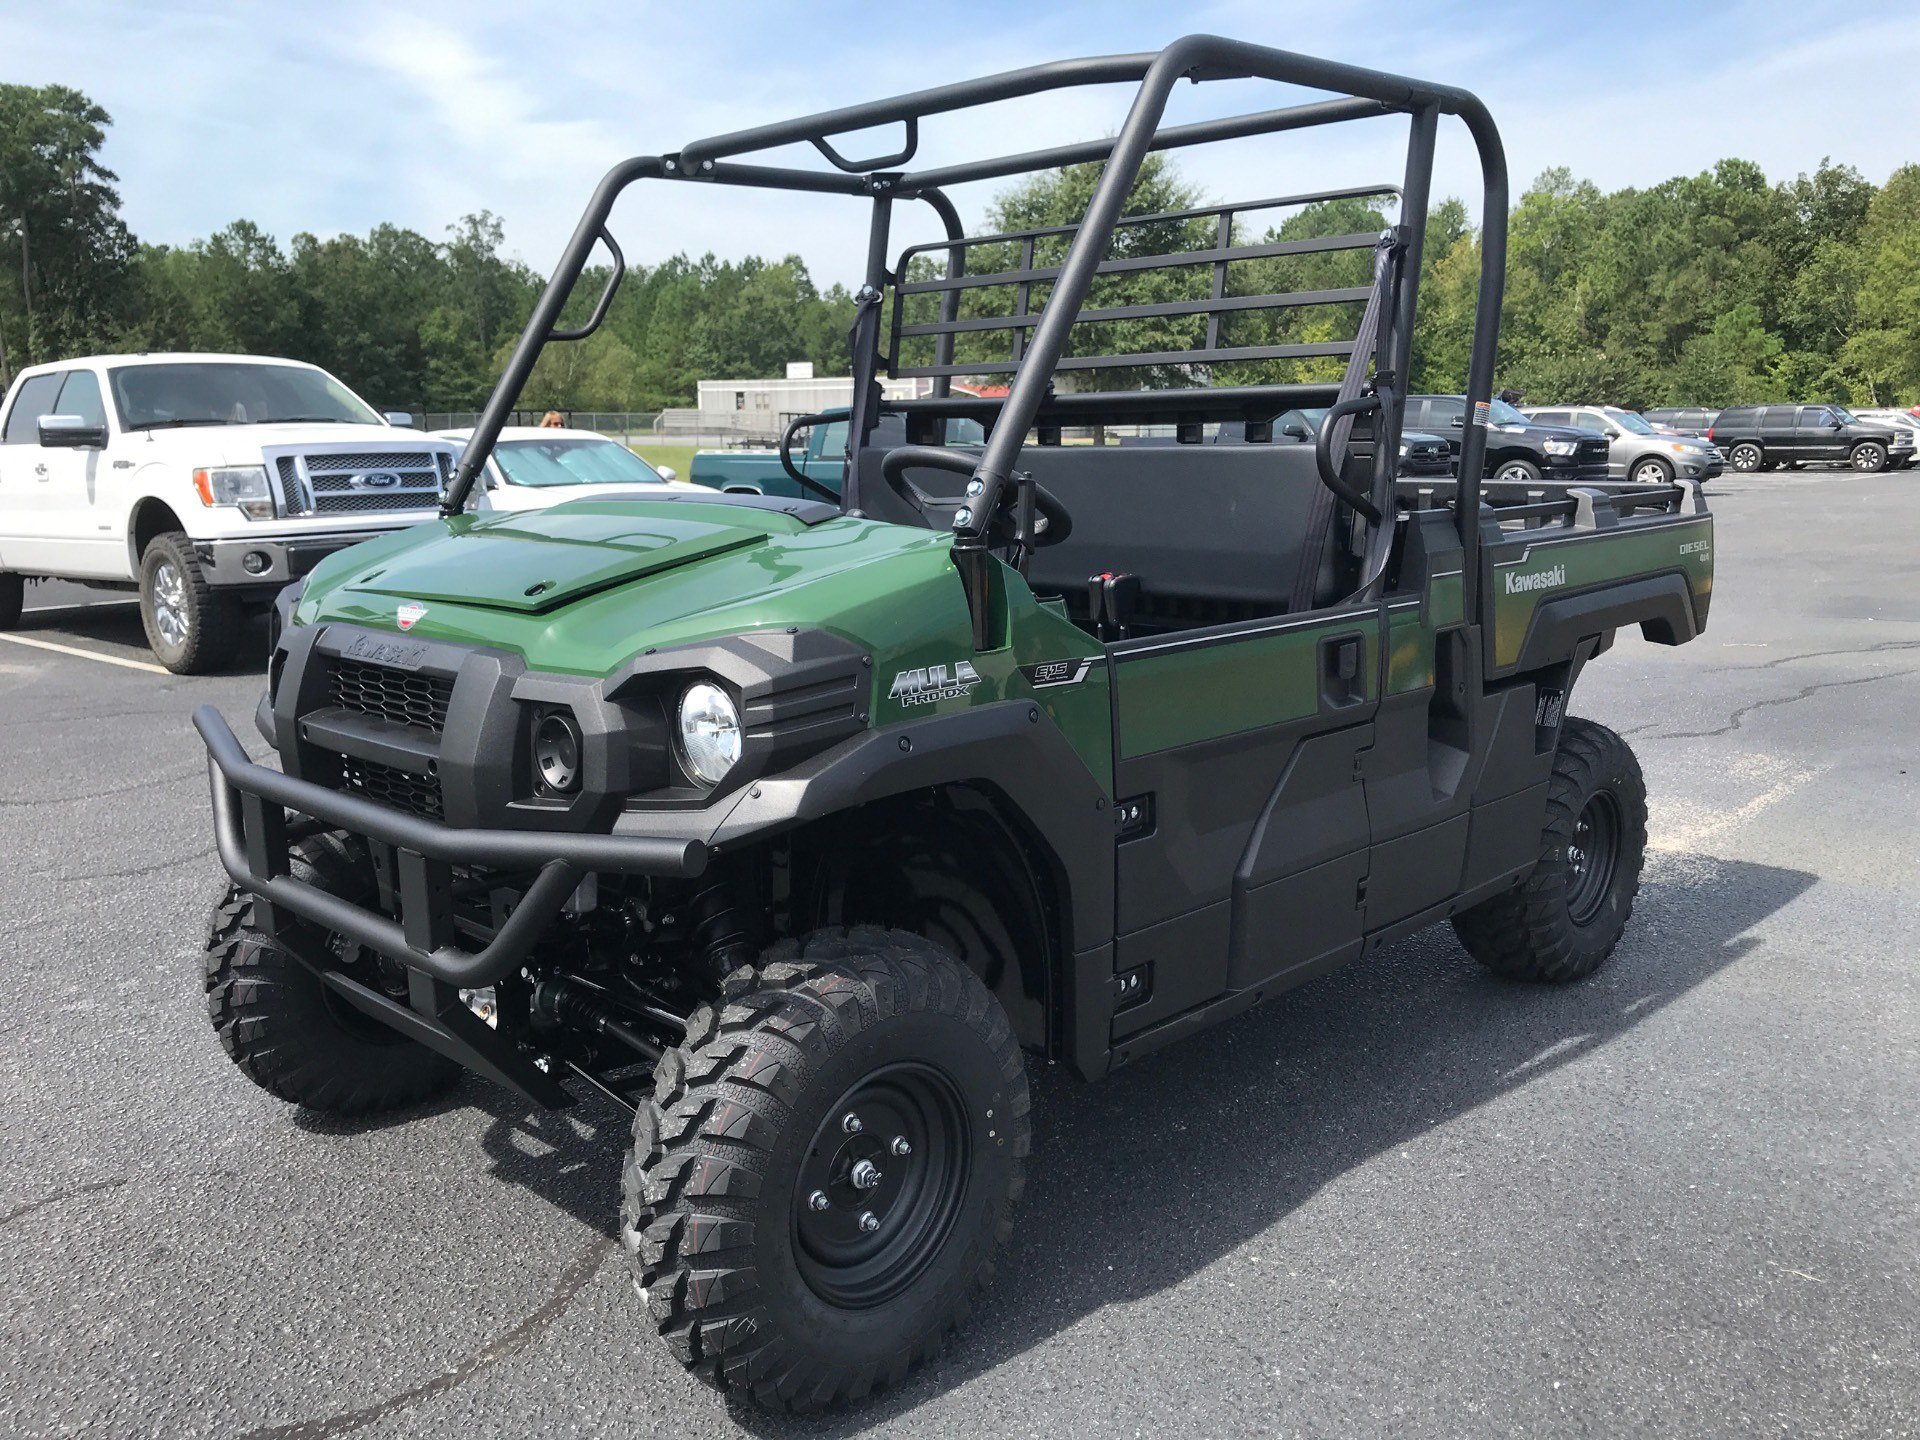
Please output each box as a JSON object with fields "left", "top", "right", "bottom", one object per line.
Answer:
{"left": 889, "top": 660, "right": 982, "bottom": 707}
{"left": 1504, "top": 563, "right": 1566, "bottom": 596}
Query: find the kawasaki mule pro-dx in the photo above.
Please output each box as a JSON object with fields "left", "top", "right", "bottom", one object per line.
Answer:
{"left": 194, "top": 37, "right": 1713, "bottom": 1410}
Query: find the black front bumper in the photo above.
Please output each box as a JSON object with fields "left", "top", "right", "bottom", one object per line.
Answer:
{"left": 197, "top": 705, "right": 706, "bottom": 988}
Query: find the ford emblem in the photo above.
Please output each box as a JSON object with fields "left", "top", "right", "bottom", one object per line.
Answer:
{"left": 351, "top": 470, "right": 402, "bottom": 489}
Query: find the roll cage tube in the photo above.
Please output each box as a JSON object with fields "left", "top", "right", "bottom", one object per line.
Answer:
{"left": 438, "top": 35, "right": 1509, "bottom": 622}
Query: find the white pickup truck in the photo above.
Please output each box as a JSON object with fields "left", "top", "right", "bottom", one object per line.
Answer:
{"left": 0, "top": 352, "right": 456, "bottom": 672}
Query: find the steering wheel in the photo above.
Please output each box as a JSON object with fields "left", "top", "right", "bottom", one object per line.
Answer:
{"left": 879, "top": 445, "right": 1073, "bottom": 548}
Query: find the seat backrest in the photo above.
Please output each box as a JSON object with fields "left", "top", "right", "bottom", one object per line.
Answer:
{"left": 856, "top": 439, "right": 1349, "bottom": 622}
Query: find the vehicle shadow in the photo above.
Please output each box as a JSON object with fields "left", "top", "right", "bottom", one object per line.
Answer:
{"left": 19, "top": 598, "right": 271, "bottom": 675}
{"left": 299, "top": 849, "right": 1811, "bottom": 1426}
{"left": 725, "top": 850, "right": 1813, "bottom": 1435}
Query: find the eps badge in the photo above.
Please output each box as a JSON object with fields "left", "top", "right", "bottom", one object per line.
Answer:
{"left": 396, "top": 601, "right": 428, "bottom": 632}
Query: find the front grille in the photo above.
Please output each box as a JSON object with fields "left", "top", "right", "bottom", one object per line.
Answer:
{"left": 331, "top": 659, "right": 452, "bottom": 731}
{"left": 1577, "top": 439, "right": 1608, "bottom": 462}
{"left": 336, "top": 754, "right": 442, "bottom": 819}
{"left": 273, "top": 449, "right": 445, "bottom": 517}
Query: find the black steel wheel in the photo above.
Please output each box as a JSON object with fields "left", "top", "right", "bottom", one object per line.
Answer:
{"left": 1452, "top": 717, "right": 1647, "bottom": 982}
{"left": 622, "top": 927, "right": 1028, "bottom": 1412}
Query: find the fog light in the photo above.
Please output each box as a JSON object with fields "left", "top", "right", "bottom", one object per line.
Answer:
{"left": 534, "top": 712, "right": 582, "bottom": 794}
{"left": 242, "top": 550, "right": 271, "bottom": 575}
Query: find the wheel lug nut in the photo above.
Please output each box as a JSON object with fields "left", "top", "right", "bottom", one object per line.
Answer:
{"left": 841, "top": 1112, "right": 863, "bottom": 1134}
{"left": 807, "top": 1189, "right": 830, "bottom": 1211}
{"left": 890, "top": 1135, "right": 911, "bottom": 1157}
{"left": 858, "top": 1211, "right": 879, "bottom": 1233}
{"left": 851, "top": 1159, "right": 882, "bottom": 1190}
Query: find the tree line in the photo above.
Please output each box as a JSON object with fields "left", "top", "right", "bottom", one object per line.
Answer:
{"left": 4, "top": 82, "right": 1917, "bottom": 412}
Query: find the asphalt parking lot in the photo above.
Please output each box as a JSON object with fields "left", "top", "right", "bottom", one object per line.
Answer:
{"left": 1, "top": 468, "right": 1915, "bottom": 1438}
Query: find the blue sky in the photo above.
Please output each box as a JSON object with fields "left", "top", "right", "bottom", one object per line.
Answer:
{"left": 5, "top": 0, "right": 1918, "bottom": 287}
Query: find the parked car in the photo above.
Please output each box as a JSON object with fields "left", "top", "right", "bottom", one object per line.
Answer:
{"left": 1850, "top": 409, "right": 1920, "bottom": 466}
{"left": 432, "top": 427, "right": 705, "bottom": 511}
{"left": 1642, "top": 406, "right": 1719, "bottom": 438}
{"left": 0, "top": 352, "right": 455, "bottom": 672}
{"left": 1274, "top": 408, "right": 1452, "bottom": 476}
{"left": 1523, "top": 405, "right": 1721, "bottom": 485}
{"left": 1407, "top": 393, "right": 1610, "bottom": 484}
{"left": 1707, "top": 403, "right": 1914, "bottom": 473}
{"left": 691, "top": 412, "right": 986, "bottom": 497}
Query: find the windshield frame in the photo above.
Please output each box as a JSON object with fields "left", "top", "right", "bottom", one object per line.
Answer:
{"left": 1603, "top": 407, "right": 1657, "bottom": 436}
{"left": 107, "top": 361, "right": 380, "bottom": 431}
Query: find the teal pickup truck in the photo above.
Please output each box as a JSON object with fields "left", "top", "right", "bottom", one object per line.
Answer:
{"left": 690, "top": 412, "right": 984, "bottom": 497}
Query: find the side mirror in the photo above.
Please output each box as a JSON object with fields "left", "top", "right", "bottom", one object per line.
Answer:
{"left": 1449, "top": 415, "right": 1465, "bottom": 428}
{"left": 1828, "top": 419, "right": 1844, "bottom": 430}
{"left": 383, "top": 410, "right": 419, "bottom": 428}
{"left": 1281, "top": 423, "right": 1308, "bottom": 441}
{"left": 655, "top": 465, "right": 677, "bottom": 482}
{"left": 39, "top": 414, "right": 108, "bottom": 449}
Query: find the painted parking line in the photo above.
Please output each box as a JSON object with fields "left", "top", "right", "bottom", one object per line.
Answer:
{"left": 0, "top": 632, "right": 168, "bottom": 674}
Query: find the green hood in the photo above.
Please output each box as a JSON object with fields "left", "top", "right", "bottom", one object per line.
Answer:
{"left": 342, "top": 503, "right": 768, "bottom": 615}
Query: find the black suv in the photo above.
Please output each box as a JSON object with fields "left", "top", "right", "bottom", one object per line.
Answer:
{"left": 1273, "top": 408, "right": 1453, "bottom": 476}
{"left": 1408, "top": 394, "right": 1610, "bottom": 485}
{"left": 1708, "top": 404, "right": 1914, "bottom": 473}
{"left": 1643, "top": 406, "right": 1719, "bottom": 437}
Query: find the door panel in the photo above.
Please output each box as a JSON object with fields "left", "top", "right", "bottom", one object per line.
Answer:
{"left": 1109, "top": 605, "right": 1382, "bottom": 1031}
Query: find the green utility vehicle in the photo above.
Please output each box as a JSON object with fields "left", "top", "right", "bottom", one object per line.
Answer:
{"left": 195, "top": 37, "right": 1713, "bottom": 1411}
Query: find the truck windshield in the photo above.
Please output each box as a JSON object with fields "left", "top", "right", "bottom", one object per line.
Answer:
{"left": 1488, "top": 398, "right": 1530, "bottom": 426}
{"left": 110, "top": 363, "right": 379, "bottom": 430}
{"left": 495, "top": 437, "right": 667, "bottom": 488}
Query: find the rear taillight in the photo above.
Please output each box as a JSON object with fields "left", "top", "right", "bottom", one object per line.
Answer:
{"left": 1706, "top": 425, "right": 1715, "bottom": 440}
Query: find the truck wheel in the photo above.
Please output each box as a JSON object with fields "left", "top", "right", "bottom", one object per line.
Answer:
{"left": 1492, "top": 457, "right": 1542, "bottom": 484}
{"left": 1728, "top": 442, "right": 1762, "bottom": 472}
{"left": 0, "top": 573, "right": 22, "bottom": 629}
{"left": 140, "top": 531, "right": 243, "bottom": 674}
{"left": 622, "top": 926, "right": 1029, "bottom": 1412}
{"left": 1629, "top": 456, "right": 1673, "bottom": 486}
{"left": 203, "top": 835, "right": 459, "bottom": 1114}
{"left": 1452, "top": 717, "right": 1647, "bottom": 983}
{"left": 1850, "top": 441, "right": 1888, "bottom": 473}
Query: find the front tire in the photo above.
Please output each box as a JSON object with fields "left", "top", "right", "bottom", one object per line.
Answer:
{"left": 140, "top": 531, "right": 242, "bottom": 674}
{"left": 203, "top": 836, "right": 460, "bottom": 1114}
{"left": 1850, "top": 441, "right": 1888, "bottom": 473}
{"left": 1728, "top": 442, "right": 1762, "bottom": 472}
{"left": 1629, "top": 456, "right": 1674, "bottom": 486}
{"left": 1452, "top": 718, "right": 1647, "bottom": 983}
{"left": 622, "top": 927, "right": 1029, "bottom": 1411}
{"left": 1492, "top": 456, "right": 1543, "bottom": 484}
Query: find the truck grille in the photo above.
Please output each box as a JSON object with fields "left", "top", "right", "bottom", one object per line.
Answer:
{"left": 1577, "top": 438, "right": 1608, "bottom": 464}
{"left": 274, "top": 450, "right": 447, "bottom": 517}
{"left": 335, "top": 754, "right": 443, "bottom": 819}
{"left": 330, "top": 659, "right": 453, "bottom": 732}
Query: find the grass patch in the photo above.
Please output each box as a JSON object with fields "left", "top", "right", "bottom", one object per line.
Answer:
{"left": 630, "top": 444, "right": 700, "bottom": 479}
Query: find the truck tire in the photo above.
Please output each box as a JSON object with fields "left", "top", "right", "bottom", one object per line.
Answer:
{"left": 1850, "top": 441, "right": 1888, "bottom": 473}
{"left": 0, "top": 572, "right": 22, "bottom": 629}
{"left": 1492, "top": 456, "right": 1542, "bottom": 484}
{"left": 139, "top": 531, "right": 243, "bottom": 674}
{"left": 1728, "top": 442, "right": 1762, "bottom": 472}
{"left": 203, "top": 835, "right": 459, "bottom": 1115}
{"left": 622, "top": 926, "right": 1029, "bottom": 1412}
{"left": 1452, "top": 717, "right": 1647, "bottom": 983}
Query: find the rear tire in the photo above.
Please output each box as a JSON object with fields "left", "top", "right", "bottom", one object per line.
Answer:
{"left": 203, "top": 836, "right": 459, "bottom": 1114}
{"left": 140, "top": 531, "right": 243, "bottom": 674}
{"left": 1452, "top": 718, "right": 1647, "bottom": 983}
{"left": 1729, "top": 442, "right": 1762, "bottom": 472}
{"left": 1850, "top": 441, "right": 1888, "bottom": 473}
{"left": 0, "top": 572, "right": 22, "bottom": 629}
{"left": 622, "top": 926, "right": 1029, "bottom": 1412}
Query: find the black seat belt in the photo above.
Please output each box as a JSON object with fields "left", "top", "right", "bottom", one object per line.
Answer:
{"left": 1287, "top": 233, "right": 1398, "bottom": 615}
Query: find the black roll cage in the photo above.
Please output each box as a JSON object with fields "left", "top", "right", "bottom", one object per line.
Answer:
{"left": 440, "top": 34, "right": 1508, "bottom": 622}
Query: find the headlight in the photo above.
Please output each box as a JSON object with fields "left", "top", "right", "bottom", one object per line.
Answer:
{"left": 1397, "top": 441, "right": 1410, "bottom": 458}
{"left": 193, "top": 465, "right": 274, "bottom": 520}
{"left": 676, "top": 681, "right": 741, "bottom": 787}
{"left": 1543, "top": 439, "right": 1578, "bottom": 457}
